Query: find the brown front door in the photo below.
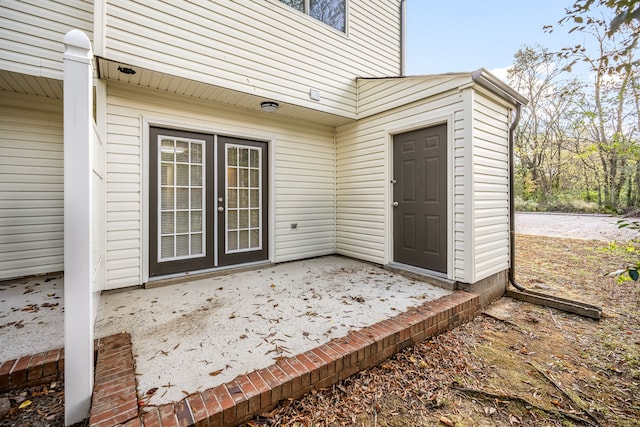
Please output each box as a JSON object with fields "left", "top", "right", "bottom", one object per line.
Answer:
{"left": 393, "top": 124, "right": 447, "bottom": 273}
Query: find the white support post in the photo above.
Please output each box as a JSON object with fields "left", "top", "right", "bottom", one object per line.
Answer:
{"left": 63, "top": 29, "right": 94, "bottom": 426}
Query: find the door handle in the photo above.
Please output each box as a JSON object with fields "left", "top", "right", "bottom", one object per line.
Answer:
{"left": 393, "top": 201, "right": 399, "bottom": 207}
{"left": 218, "top": 206, "right": 224, "bottom": 212}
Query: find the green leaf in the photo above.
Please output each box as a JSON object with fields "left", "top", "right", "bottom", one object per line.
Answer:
{"left": 629, "top": 269, "right": 639, "bottom": 281}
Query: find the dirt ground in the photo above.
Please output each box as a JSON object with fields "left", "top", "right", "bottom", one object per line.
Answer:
{"left": 2, "top": 234, "right": 639, "bottom": 426}
{"left": 244, "top": 235, "right": 640, "bottom": 426}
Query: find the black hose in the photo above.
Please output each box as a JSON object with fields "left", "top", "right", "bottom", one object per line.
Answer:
{"left": 508, "top": 103, "right": 527, "bottom": 292}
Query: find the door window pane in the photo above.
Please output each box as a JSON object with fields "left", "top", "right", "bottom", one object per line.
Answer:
{"left": 176, "top": 164, "right": 189, "bottom": 186}
{"left": 161, "top": 212, "right": 174, "bottom": 234}
{"left": 225, "top": 144, "right": 262, "bottom": 253}
{"left": 191, "top": 165, "right": 202, "bottom": 186}
{"left": 176, "top": 211, "right": 189, "bottom": 233}
{"left": 191, "top": 189, "right": 201, "bottom": 209}
{"left": 239, "top": 230, "right": 249, "bottom": 249}
{"left": 161, "top": 187, "right": 174, "bottom": 210}
{"left": 158, "top": 137, "right": 206, "bottom": 261}
{"left": 176, "top": 140, "right": 189, "bottom": 162}
{"left": 191, "top": 211, "right": 202, "bottom": 233}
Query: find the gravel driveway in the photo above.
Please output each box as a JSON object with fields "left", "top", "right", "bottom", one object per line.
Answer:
{"left": 515, "top": 212, "right": 638, "bottom": 241}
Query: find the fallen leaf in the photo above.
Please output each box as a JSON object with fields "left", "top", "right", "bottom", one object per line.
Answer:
{"left": 439, "top": 415, "right": 454, "bottom": 426}
{"left": 209, "top": 369, "right": 224, "bottom": 377}
{"left": 484, "top": 406, "right": 497, "bottom": 416}
{"left": 146, "top": 387, "right": 158, "bottom": 396}
{"left": 18, "top": 400, "right": 32, "bottom": 409}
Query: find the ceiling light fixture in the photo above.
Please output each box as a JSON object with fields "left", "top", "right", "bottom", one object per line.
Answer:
{"left": 260, "top": 101, "right": 279, "bottom": 112}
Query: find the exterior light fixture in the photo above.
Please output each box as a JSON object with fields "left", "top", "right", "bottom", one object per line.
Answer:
{"left": 117, "top": 66, "right": 136, "bottom": 75}
{"left": 260, "top": 101, "right": 279, "bottom": 112}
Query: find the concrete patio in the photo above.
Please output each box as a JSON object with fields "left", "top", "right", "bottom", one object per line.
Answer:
{"left": 0, "top": 255, "right": 482, "bottom": 426}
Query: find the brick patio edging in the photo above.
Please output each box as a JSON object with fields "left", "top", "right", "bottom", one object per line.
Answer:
{"left": 0, "top": 347, "right": 64, "bottom": 392}
{"left": 88, "top": 290, "right": 480, "bottom": 427}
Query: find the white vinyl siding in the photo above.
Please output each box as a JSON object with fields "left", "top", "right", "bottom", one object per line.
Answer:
{"left": 336, "top": 90, "right": 465, "bottom": 268}
{"left": 0, "top": 0, "right": 94, "bottom": 80}
{"left": 104, "top": 82, "right": 335, "bottom": 289}
{"left": 357, "top": 75, "right": 467, "bottom": 119}
{"left": 0, "top": 92, "right": 64, "bottom": 280}
{"left": 101, "top": 0, "right": 400, "bottom": 118}
{"left": 472, "top": 92, "right": 510, "bottom": 280}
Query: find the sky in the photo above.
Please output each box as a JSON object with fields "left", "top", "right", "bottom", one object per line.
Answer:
{"left": 405, "top": 0, "right": 588, "bottom": 80}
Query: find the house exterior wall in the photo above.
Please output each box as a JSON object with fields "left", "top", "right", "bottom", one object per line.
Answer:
{"left": 104, "top": 82, "right": 336, "bottom": 289}
{"left": 0, "top": 0, "right": 94, "bottom": 80}
{"left": 471, "top": 89, "right": 511, "bottom": 282}
{"left": 336, "top": 85, "right": 513, "bottom": 285}
{"left": 336, "top": 89, "right": 467, "bottom": 278}
{"left": 0, "top": 92, "right": 64, "bottom": 280}
{"left": 98, "top": 0, "right": 401, "bottom": 118}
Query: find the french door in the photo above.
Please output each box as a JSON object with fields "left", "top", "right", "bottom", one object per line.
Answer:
{"left": 149, "top": 128, "right": 268, "bottom": 277}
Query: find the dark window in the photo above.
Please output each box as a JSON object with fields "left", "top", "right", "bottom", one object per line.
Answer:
{"left": 279, "top": 0, "right": 346, "bottom": 32}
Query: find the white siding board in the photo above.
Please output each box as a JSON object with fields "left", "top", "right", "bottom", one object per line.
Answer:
{"left": 0, "top": 0, "right": 93, "bottom": 79}
{"left": 471, "top": 92, "right": 511, "bottom": 281}
{"left": 0, "top": 92, "right": 63, "bottom": 279}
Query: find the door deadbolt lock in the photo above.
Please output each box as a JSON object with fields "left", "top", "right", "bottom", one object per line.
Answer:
{"left": 392, "top": 201, "right": 399, "bottom": 207}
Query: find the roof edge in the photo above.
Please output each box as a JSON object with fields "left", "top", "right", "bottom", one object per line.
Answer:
{"left": 471, "top": 68, "right": 528, "bottom": 106}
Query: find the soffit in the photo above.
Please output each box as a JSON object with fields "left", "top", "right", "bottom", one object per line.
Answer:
{"left": 96, "top": 58, "right": 355, "bottom": 127}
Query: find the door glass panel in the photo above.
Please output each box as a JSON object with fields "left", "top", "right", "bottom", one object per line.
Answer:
{"left": 191, "top": 189, "right": 201, "bottom": 209}
{"left": 225, "top": 144, "right": 262, "bottom": 253}
{"left": 176, "top": 188, "right": 189, "bottom": 209}
{"left": 161, "top": 164, "right": 172, "bottom": 185}
{"left": 239, "top": 189, "right": 249, "bottom": 208}
{"left": 176, "top": 235, "right": 189, "bottom": 257}
{"left": 191, "top": 211, "right": 202, "bottom": 232}
{"left": 228, "top": 231, "right": 238, "bottom": 251}
{"left": 176, "top": 211, "right": 189, "bottom": 233}
{"left": 191, "top": 165, "right": 202, "bottom": 186}
{"left": 176, "top": 141, "right": 189, "bottom": 162}
{"left": 158, "top": 136, "right": 206, "bottom": 261}
{"left": 239, "top": 210, "right": 249, "bottom": 228}
{"left": 161, "top": 212, "right": 174, "bottom": 234}
{"left": 239, "top": 169, "right": 248, "bottom": 187}
{"left": 161, "top": 188, "right": 174, "bottom": 210}
{"left": 191, "top": 234, "right": 202, "bottom": 254}
{"left": 228, "top": 189, "right": 238, "bottom": 208}
{"left": 239, "top": 230, "right": 249, "bottom": 249}
{"left": 176, "top": 164, "right": 189, "bottom": 186}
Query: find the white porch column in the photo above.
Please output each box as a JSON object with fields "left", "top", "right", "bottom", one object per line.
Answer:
{"left": 63, "top": 29, "right": 95, "bottom": 426}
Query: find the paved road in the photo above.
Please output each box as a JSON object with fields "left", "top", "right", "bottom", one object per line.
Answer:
{"left": 515, "top": 212, "right": 638, "bottom": 241}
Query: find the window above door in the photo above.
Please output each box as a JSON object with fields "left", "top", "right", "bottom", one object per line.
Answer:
{"left": 278, "top": 0, "right": 346, "bottom": 32}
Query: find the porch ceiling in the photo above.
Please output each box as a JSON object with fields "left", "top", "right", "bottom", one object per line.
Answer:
{"left": 0, "top": 69, "right": 63, "bottom": 99}
{"left": 96, "top": 58, "right": 355, "bottom": 127}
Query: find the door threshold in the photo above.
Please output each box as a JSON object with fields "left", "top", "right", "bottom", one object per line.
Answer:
{"left": 145, "top": 260, "right": 274, "bottom": 289}
{"left": 385, "top": 262, "right": 457, "bottom": 291}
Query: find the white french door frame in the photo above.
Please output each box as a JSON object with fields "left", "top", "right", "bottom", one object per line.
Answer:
{"left": 140, "top": 117, "right": 275, "bottom": 284}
